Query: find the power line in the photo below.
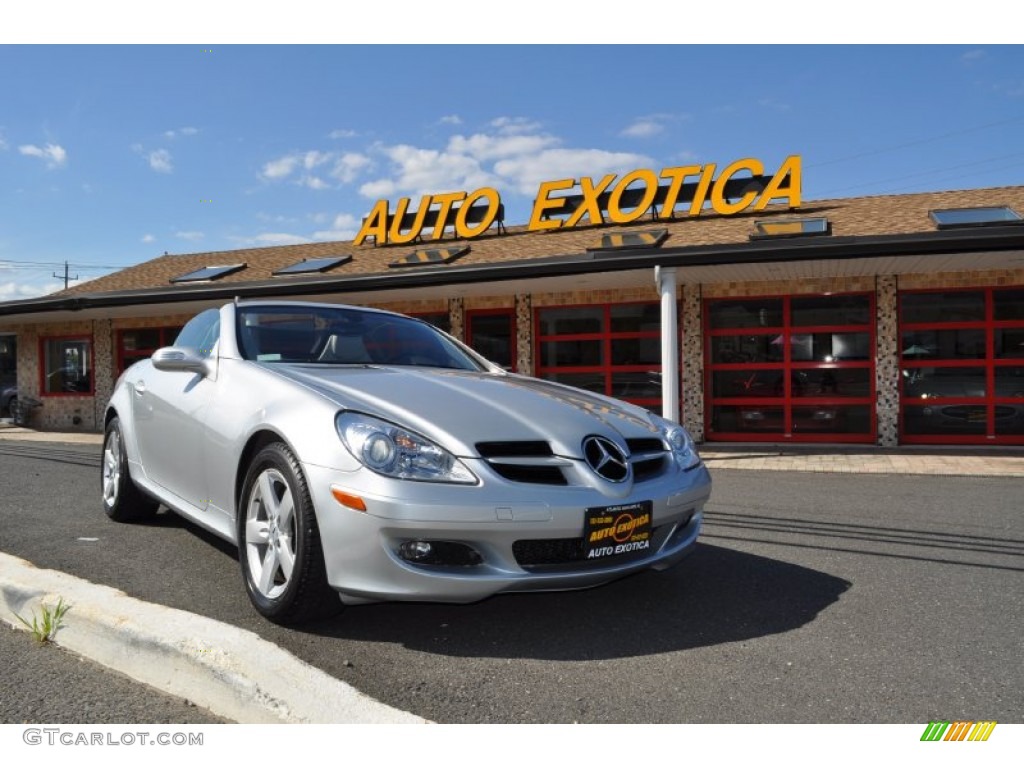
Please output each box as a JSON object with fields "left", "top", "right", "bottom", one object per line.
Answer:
{"left": 807, "top": 114, "right": 1024, "bottom": 169}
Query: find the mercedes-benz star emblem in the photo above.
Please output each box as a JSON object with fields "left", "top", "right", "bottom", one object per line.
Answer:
{"left": 582, "top": 436, "right": 630, "bottom": 483}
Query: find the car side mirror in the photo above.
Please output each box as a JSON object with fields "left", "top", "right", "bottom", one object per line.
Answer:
{"left": 151, "top": 346, "right": 210, "bottom": 376}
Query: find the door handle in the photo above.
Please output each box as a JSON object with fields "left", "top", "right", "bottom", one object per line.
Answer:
{"left": 134, "top": 380, "right": 146, "bottom": 395}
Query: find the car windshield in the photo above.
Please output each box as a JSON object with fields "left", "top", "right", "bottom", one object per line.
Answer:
{"left": 236, "top": 305, "right": 486, "bottom": 370}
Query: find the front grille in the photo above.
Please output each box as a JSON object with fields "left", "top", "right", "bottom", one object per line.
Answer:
{"left": 490, "top": 464, "right": 568, "bottom": 486}
{"left": 626, "top": 437, "right": 669, "bottom": 483}
{"left": 626, "top": 437, "right": 665, "bottom": 453}
{"left": 477, "top": 440, "right": 568, "bottom": 486}
{"left": 476, "top": 437, "right": 671, "bottom": 487}
{"left": 477, "top": 441, "right": 553, "bottom": 458}
{"left": 513, "top": 525, "right": 669, "bottom": 569}
{"left": 512, "top": 537, "right": 585, "bottom": 566}
{"left": 632, "top": 456, "right": 667, "bottom": 481}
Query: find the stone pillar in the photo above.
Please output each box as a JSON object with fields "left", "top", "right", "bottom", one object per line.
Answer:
{"left": 448, "top": 297, "right": 465, "bottom": 342}
{"left": 875, "top": 276, "right": 899, "bottom": 447}
{"left": 92, "top": 318, "right": 114, "bottom": 431}
{"left": 515, "top": 293, "right": 533, "bottom": 376}
{"left": 682, "top": 284, "right": 705, "bottom": 442}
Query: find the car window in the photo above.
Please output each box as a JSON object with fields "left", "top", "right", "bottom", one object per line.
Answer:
{"left": 174, "top": 308, "right": 220, "bottom": 359}
{"left": 237, "top": 305, "right": 485, "bottom": 371}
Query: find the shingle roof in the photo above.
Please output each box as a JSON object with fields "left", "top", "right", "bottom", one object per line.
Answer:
{"left": 52, "top": 185, "right": 1024, "bottom": 298}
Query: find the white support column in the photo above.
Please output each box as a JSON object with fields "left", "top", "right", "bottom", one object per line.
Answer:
{"left": 655, "top": 266, "right": 680, "bottom": 423}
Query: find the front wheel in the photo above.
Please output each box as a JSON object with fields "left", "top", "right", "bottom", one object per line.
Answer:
{"left": 238, "top": 442, "right": 341, "bottom": 625}
{"left": 102, "top": 417, "right": 159, "bottom": 522}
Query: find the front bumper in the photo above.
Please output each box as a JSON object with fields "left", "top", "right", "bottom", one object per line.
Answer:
{"left": 303, "top": 458, "right": 712, "bottom": 605}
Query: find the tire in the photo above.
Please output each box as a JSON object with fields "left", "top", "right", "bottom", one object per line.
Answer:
{"left": 101, "top": 417, "right": 159, "bottom": 522}
{"left": 238, "top": 442, "right": 341, "bottom": 625}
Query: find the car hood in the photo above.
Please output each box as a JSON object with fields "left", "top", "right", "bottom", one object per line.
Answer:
{"left": 265, "top": 364, "right": 662, "bottom": 458}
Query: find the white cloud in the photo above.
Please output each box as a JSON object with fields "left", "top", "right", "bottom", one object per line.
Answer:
{"left": 329, "top": 129, "right": 358, "bottom": 139}
{"left": 261, "top": 150, "right": 371, "bottom": 188}
{"left": 962, "top": 49, "right": 986, "bottom": 63}
{"left": 0, "top": 279, "right": 73, "bottom": 300}
{"left": 175, "top": 230, "right": 204, "bottom": 241}
{"left": 447, "top": 132, "right": 557, "bottom": 162}
{"left": 227, "top": 232, "right": 310, "bottom": 247}
{"left": 331, "top": 152, "right": 372, "bottom": 183}
{"left": 312, "top": 213, "right": 359, "bottom": 241}
{"left": 148, "top": 148, "right": 173, "bottom": 173}
{"left": 620, "top": 113, "right": 690, "bottom": 139}
{"left": 141, "top": 234, "right": 155, "bottom": 243}
{"left": 19, "top": 143, "right": 68, "bottom": 169}
{"left": 164, "top": 127, "right": 199, "bottom": 139}
{"left": 439, "top": 115, "right": 462, "bottom": 126}
{"left": 358, "top": 144, "right": 497, "bottom": 200}
{"left": 0, "top": 130, "right": 7, "bottom": 151}
{"left": 261, "top": 155, "right": 299, "bottom": 180}
{"left": 490, "top": 117, "right": 542, "bottom": 135}
{"left": 620, "top": 119, "right": 664, "bottom": 138}
{"left": 300, "top": 176, "right": 329, "bottom": 190}
{"left": 494, "top": 148, "right": 654, "bottom": 195}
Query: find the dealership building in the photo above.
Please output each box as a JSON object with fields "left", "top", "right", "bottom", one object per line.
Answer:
{"left": 1, "top": 155, "right": 1023, "bottom": 447}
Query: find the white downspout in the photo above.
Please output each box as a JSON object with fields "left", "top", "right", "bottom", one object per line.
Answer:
{"left": 655, "top": 266, "right": 679, "bottom": 423}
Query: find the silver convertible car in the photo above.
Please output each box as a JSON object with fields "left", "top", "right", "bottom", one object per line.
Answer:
{"left": 103, "top": 300, "right": 711, "bottom": 624}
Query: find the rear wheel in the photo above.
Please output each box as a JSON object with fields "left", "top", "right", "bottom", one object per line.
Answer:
{"left": 102, "top": 417, "right": 159, "bottom": 522}
{"left": 238, "top": 442, "right": 341, "bottom": 624}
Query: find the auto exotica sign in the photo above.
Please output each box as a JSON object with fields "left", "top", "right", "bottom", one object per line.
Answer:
{"left": 355, "top": 155, "right": 802, "bottom": 246}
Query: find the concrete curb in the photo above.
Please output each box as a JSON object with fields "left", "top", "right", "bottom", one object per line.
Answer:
{"left": 0, "top": 552, "right": 428, "bottom": 724}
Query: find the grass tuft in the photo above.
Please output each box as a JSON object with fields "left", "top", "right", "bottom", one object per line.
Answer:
{"left": 15, "top": 597, "right": 71, "bottom": 644}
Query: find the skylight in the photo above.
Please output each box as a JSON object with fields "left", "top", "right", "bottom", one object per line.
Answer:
{"left": 169, "top": 263, "right": 246, "bottom": 283}
{"left": 273, "top": 255, "right": 352, "bottom": 276}
{"left": 388, "top": 246, "right": 469, "bottom": 268}
{"left": 929, "top": 207, "right": 1023, "bottom": 229}
{"left": 751, "top": 217, "right": 831, "bottom": 240}
{"left": 589, "top": 229, "right": 669, "bottom": 251}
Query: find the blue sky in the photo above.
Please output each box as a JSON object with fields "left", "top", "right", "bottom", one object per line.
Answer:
{"left": 2, "top": 43, "right": 1023, "bottom": 300}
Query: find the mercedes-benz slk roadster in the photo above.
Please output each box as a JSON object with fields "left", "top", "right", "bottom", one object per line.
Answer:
{"left": 103, "top": 300, "right": 712, "bottom": 624}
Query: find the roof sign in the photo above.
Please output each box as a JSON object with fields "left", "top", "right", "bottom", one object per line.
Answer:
{"left": 272, "top": 255, "right": 352, "bottom": 275}
{"left": 589, "top": 228, "right": 669, "bottom": 251}
{"left": 388, "top": 246, "right": 470, "bottom": 268}
{"left": 169, "top": 263, "right": 246, "bottom": 283}
{"left": 930, "top": 207, "right": 1023, "bottom": 229}
{"left": 751, "top": 217, "right": 831, "bottom": 240}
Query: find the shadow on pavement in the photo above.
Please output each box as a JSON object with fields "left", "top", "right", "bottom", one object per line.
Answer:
{"left": 295, "top": 543, "right": 851, "bottom": 662}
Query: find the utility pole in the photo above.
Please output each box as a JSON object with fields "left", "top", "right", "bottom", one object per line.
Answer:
{"left": 53, "top": 260, "right": 78, "bottom": 290}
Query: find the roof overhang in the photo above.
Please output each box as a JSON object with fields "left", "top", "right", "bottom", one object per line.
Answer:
{"left": 2, "top": 225, "right": 1023, "bottom": 326}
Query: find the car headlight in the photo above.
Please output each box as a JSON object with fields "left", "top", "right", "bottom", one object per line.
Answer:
{"left": 650, "top": 414, "right": 701, "bottom": 471}
{"left": 336, "top": 412, "right": 477, "bottom": 484}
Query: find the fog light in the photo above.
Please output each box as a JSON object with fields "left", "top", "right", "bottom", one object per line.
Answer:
{"left": 398, "top": 540, "right": 435, "bottom": 562}
{"left": 397, "top": 540, "right": 483, "bottom": 567}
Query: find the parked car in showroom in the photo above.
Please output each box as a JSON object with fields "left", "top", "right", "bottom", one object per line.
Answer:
{"left": 102, "top": 300, "right": 711, "bottom": 624}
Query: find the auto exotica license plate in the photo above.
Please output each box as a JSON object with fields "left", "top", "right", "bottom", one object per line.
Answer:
{"left": 584, "top": 501, "right": 653, "bottom": 560}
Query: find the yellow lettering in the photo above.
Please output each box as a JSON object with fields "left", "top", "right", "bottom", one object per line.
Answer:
{"left": 388, "top": 195, "right": 432, "bottom": 245}
{"left": 354, "top": 199, "right": 390, "bottom": 245}
{"left": 607, "top": 169, "right": 659, "bottom": 224}
{"left": 455, "top": 187, "right": 501, "bottom": 238}
{"left": 711, "top": 157, "right": 763, "bottom": 215}
{"left": 428, "top": 192, "right": 466, "bottom": 240}
{"left": 566, "top": 174, "right": 616, "bottom": 227}
{"left": 754, "top": 154, "right": 802, "bottom": 210}
{"left": 527, "top": 178, "right": 575, "bottom": 231}
{"left": 658, "top": 165, "right": 701, "bottom": 219}
{"left": 688, "top": 163, "right": 716, "bottom": 215}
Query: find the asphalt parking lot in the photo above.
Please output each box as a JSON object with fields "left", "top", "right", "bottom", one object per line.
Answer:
{"left": 1, "top": 438, "right": 1022, "bottom": 723}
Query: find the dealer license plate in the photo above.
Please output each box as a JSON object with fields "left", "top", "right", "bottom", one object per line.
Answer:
{"left": 583, "top": 501, "right": 653, "bottom": 561}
